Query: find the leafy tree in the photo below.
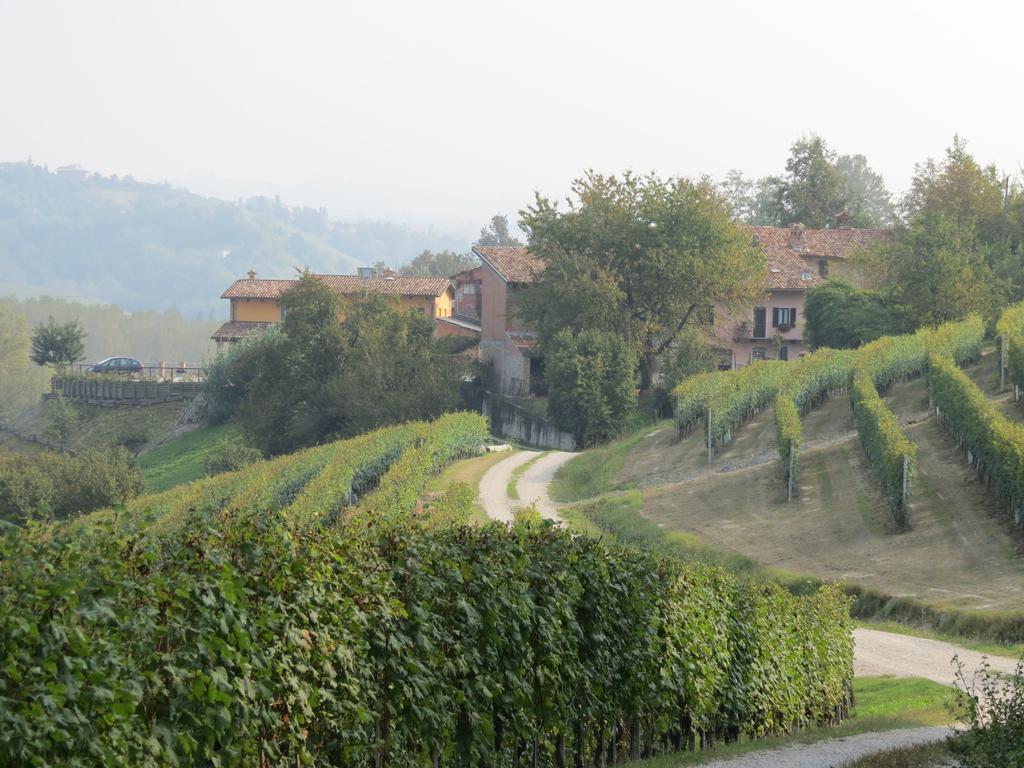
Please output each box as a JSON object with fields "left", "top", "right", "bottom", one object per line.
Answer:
{"left": 223, "top": 273, "right": 466, "bottom": 455}
{"left": 545, "top": 328, "right": 637, "bottom": 446}
{"left": 835, "top": 154, "right": 896, "bottom": 228}
{"left": 660, "top": 327, "right": 721, "bottom": 391}
{"left": 476, "top": 214, "right": 521, "bottom": 246}
{"left": 519, "top": 171, "right": 763, "bottom": 391}
{"left": 885, "top": 212, "right": 1000, "bottom": 327}
{"left": 43, "top": 396, "right": 79, "bottom": 452}
{"left": 30, "top": 317, "right": 86, "bottom": 370}
{"left": 803, "top": 280, "right": 904, "bottom": 349}
{"left": 328, "top": 295, "right": 464, "bottom": 436}
{"left": 0, "top": 305, "right": 48, "bottom": 418}
{"left": 399, "top": 249, "right": 477, "bottom": 277}
{"left": 722, "top": 136, "right": 894, "bottom": 228}
{"left": 772, "top": 136, "right": 849, "bottom": 228}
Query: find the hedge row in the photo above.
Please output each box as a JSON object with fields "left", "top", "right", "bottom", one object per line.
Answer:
{"left": 354, "top": 412, "right": 489, "bottom": 521}
{"left": 0, "top": 512, "right": 853, "bottom": 767}
{"left": 929, "top": 352, "right": 1024, "bottom": 525}
{"left": 850, "top": 370, "right": 916, "bottom": 528}
{"left": 997, "top": 302, "right": 1024, "bottom": 392}
{"left": 705, "top": 361, "right": 788, "bottom": 453}
{"left": 773, "top": 349, "right": 857, "bottom": 491}
{"left": 673, "top": 369, "right": 730, "bottom": 435}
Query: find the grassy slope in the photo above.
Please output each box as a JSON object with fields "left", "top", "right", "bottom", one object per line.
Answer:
{"left": 554, "top": 350, "right": 1024, "bottom": 619}
{"left": 5, "top": 400, "right": 189, "bottom": 455}
{"left": 136, "top": 423, "right": 238, "bottom": 492}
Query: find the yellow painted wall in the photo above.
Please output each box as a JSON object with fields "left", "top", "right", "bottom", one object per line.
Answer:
{"left": 233, "top": 299, "right": 282, "bottom": 322}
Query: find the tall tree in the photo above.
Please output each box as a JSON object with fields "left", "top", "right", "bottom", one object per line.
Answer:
{"left": 477, "top": 214, "right": 521, "bottom": 246}
{"left": 519, "top": 171, "right": 763, "bottom": 391}
{"left": 803, "top": 280, "right": 904, "bottom": 349}
{"left": 773, "top": 136, "right": 848, "bottom": 228}
{"left": 0, "top": 306, "right": 49, "bottom": 418}
{"left": 30, "top": 317, "right": 86, "bottom": 370}
{"left": 399, "top": 249, "right": 477, "bottom": 277}
{"left": 835, "top": 154, "right": 896, "bottom": 228}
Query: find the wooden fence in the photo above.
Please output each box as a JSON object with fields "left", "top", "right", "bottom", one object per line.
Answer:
{"left": 51, "top": 377, "right": 202, "bottom": 405}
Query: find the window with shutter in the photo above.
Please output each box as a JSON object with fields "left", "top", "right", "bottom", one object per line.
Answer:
{"left": 772, "top": 307, "right": 780, "bottom": 327}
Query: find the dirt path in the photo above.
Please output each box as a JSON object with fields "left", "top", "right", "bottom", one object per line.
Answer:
{"left": 478, "top": 450, "right": 575, "bottom": 523}
{"left": 854, "top": 627, "right": 1020, "bottom": 685}
{"left": 698, "top": 727, "right": 948, "bottom": 767}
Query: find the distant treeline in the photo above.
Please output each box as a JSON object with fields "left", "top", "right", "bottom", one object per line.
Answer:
{"left": 1, "top": 296, "right": 219, "bottom": 365}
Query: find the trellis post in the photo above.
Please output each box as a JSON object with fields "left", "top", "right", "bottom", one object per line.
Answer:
{"left": 706, "top": 405, "right": 712, "bottom": 464}
{"left": 1000, "top": 334, "right": 1007, "bottom": 392}
{"left": 787, "top": 440, "right": 795, "bottom": 502}
{"left": 901, "top": 454, "right": 910, "bottom": 510}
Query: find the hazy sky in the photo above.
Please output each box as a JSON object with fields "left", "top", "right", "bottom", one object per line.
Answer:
{"left": 3, "top": 0, "right": 1023, "bottom": 237}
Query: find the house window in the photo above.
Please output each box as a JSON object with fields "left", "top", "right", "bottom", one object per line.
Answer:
{"left": 819, "top": 259, "right": 829, "bottom": 277}
{"left": 773, "top": 307, "right": 797, "bottom": 328}
{"left": 753, "top": 307, "right": 767, "bottom": 338}
{"left": 230, "top": 302, "right": 236, "bottom": 321}
{"left": 752, "top": 347, "right": 767, "bottom": 361}
{"left": 779, "top": 345, "right": 789, "bottom": 361}
{"left": 461, "top": 283, "right": 476, "bottom": 295}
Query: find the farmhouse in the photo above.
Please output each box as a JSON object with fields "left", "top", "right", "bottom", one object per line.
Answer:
{"left": 471, "top": 225, "right": 892, "bottom": 394}
{"left": 711, "top": 224, "right": 893, "bottom": 367}
{"left": 211, "top": 268, "right": 480, "bottom": 345}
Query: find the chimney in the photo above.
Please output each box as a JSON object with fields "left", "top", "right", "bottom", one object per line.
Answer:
{"left": 247, "top": 269, "right": 257, "bottom": 280}
{"left": 382, "top": 267, "right": 396, "bottom": 280}
{"left": 788, "top": 223, "right": 806, "bottom": 251}
{"left": 835, "top": 211, "right": 851, "bottom": 229}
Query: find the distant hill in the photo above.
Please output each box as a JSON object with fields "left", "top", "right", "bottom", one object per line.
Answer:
{"left": 0, "top": 163, "right": 467, "bottom": 315}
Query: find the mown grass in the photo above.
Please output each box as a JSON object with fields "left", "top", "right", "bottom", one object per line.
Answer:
{"left": 427, "top": 449, "right": 514, "bottom": 525}
{"left": 628, "top": 677, "right": 954, "bottom": 767}
{"left": 507, "top": 452, "right": 546, "bottom": 500}
{"left": 549, "top": 432, "right": 644, "bottom": 502}
{"left": 564, "top": 487, "right": 1024, "bottom": 648}
{"left": 137, "top": 423, "right": 238, "bottom": 492}
{"left": 843, "top": 741, "right": 953, "bottom": 768}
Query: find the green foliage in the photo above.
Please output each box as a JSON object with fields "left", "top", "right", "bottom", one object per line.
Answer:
{"left": 512, "top": 500, "right": 543, "bottom": 525}
{"left": 476, "top": 213, "right": 522, "bottom": 246}
{"left": 423, "top": 481, "right": 475, "bottom": 527}
{"left": 659, "top": 327, "right": 721, "bottom": 393}
{"left": 4, "top": 295, "right": 217, "bottom": 365}
{"left": 136, "top": 423, "right": 239, "bottom": 492}
{"left": 210, "top": 275, "right": 466, "bottom": 455}
{"left": 202, "top": 437, "right": 263, "bottom": 475}
{"left": 850, "top": 370, "right": 916, "bottom": 528}
{"left": 44, "top": 395, "right": 79, "bottom": 451}
{"left": 400, "top": 249, "right": 478, "bottom": 277}
{"left": 672, "top": 369, "right": 731, "bottom": 435}
{"left": 997, "top": 302, "right": 1024, "bottom": 391}
{"left": 884, "top": 211, "right": 1001, "bottom": 327}
{"left": 803, "top": 280, "right": 904, "bottom": 350}
{"left": 0, "top": 491, "right": 853, "bottom": 767}
{"left": 706, "top": 361, "right": 788, "bottom": 451}
{"left": 952, "top": 655, "right": 1024, "bottom": 767}
{"left": 772, "top": 348, "right": 858, "bottom": 490}
{"left": 29, "top": 316, "right": 86, "bottom": 368}
{"left": 721, "top": 136, "right": 894, "bottom": 228}
{"left": 545, "top": 328, "right": 638, "bottom": 446}
{"left": 0, "top": 446, "right": 145, "bottom": 524}
{"left": 519, "top": 171, "right": 763, "bottom": 389}
{"left": 929, "top": 352, "right": 1024, "bottom": 525}
{"left": 0, "top": 304, "right": 49, "bottom": 418}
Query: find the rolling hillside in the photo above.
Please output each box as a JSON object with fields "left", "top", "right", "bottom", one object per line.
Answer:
{"left": 556, "top": 348, "right": 1024, "bottom": 616}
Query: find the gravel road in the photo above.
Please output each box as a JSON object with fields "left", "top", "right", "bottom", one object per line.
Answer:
{"left": 697, "top": 727, "right": 949, "bottom": 767}
{"left": 854, "top": 627, "right": 1020, "bottom": 685}
{"left": 478, "top": 450, "right": 574, "bottom": 523}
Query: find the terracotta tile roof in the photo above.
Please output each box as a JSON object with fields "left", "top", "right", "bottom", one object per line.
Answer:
{"left": 507, "top": 331, "right": 540, "bottom": 352}
{"left": 472, "top": 246, "right": 545, "bottom": 284}
{"left": 211, "top": 320, "right": 273, "bottom": 342}
{"left": 221, "top": 275, "right": 451, "bottom": 299}
{"left": 221, "top": 279, "right": 296, "bottom": 299}
{"left": 748, "top": 225, "right": 892, "bottom": 292}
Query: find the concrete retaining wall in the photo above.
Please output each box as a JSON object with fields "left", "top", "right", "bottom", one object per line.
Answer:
{"left": 482, "top": 395, "right": 576, "bottom": 451}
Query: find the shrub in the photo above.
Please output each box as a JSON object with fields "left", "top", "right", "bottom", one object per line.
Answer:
{"left": 0, "top": 447, "right": 145, "bottom": 524}
{"left": 952, "top": 655, "right": 1024, "bottom": 767}
{"left": 546, "top": 328, "right": 638, "bottom": 447}
{"left": 202, "top": 437, "right": 264, "bottom": 475}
